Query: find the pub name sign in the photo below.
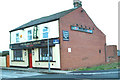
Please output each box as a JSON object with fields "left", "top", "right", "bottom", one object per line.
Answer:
{"left": 10, "top": 39, "right": 59, "bottom": 50}
{"left": 71, "top": 26, "right": 93, "bottom": 34}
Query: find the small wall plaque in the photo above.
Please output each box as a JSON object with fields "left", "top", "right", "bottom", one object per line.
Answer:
{"left": 68, "top": 48, "right": 71, "bottom": 52}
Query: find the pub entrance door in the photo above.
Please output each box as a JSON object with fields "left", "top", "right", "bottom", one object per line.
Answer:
{"left": 28, "top": 49, "right": 32, "bottom": 68}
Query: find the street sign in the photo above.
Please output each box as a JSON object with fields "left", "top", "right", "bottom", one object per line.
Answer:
{"left": 53, "top": 39, "right": 59, "bottom": 44}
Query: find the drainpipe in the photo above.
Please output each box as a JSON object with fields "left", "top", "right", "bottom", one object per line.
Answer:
{"left": 105, "top": 43, "right": 107, "bottom": 62}
{"left": 10, "top": 32, "right": 11, "bottom": 44}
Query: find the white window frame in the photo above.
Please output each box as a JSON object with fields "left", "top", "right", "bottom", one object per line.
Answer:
{"left": 16, "top": 33, "right": 19, "bottom": 42}
{"left": 28, "top": 30, "right": 32, "bottom": 40}
{"left": 43, "top": 27, "right": 49, "bottom": 39}
{"left": 39, "top": 47, "right": 53, "bottom": 61}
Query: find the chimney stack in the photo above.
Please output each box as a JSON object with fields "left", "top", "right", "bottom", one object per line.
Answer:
{"left": 73, "top": 0, "right": 82, "bottom": 8}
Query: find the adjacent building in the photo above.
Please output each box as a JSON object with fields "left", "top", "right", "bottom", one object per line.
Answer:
{"left": 9, "top": 0, "right": 106, "bottom": 70}
{"left": 0, "top": 51, "right": 10, "bottom": 67}
{"left": 106, "top": 45, "right": 118, "bottom": 62}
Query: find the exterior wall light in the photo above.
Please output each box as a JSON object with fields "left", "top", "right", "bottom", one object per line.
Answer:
{"left": 32, "top": 48, "right": 34, "bottom": 55}
{"left": 33, "top": 51, "right": 34, "bottom": 55}
{"left": 24, "top": 49, "right": 26, "bottom": 56}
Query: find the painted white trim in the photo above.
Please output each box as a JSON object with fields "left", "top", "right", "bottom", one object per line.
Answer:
{"left": 10, "top": 20, "right": 59, "bottom": 44}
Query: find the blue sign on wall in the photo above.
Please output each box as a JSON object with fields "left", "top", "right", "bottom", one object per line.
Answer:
{"left": 71, "top": 26, "right": 93, "bottom": 34}
{"left": 63, "top": 30, "right": 69, "bottom": 41}
{"left": 53, "top": 39, "right": 59, "bottom": 44}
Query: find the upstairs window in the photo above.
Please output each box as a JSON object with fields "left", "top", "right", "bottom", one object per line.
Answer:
{"left": 28, "top": 30, "right": 32, "bottom": 40}
{"left": 16, "top": 33, "right": 19, "bottom": 42}
{"left": 43, "top": 27, "right": 48, "bottom": 38}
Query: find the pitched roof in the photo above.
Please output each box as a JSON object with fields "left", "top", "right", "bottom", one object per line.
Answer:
{"left": 10, "top": 8, "right": 76, "bottom": 32}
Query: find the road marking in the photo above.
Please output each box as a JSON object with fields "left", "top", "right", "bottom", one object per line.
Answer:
{"left": 1, "top": 70, "right": 46, "bottom": 78}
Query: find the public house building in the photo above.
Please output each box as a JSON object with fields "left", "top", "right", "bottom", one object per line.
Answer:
{"left": 9, "top": 0, "right": 106, "bottom": 70}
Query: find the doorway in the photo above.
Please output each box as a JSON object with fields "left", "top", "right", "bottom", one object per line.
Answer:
{"left": 28, "top": 49, "right": 32, "bottom": 68}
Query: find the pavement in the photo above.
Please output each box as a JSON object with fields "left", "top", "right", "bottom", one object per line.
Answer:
{"left": 1, "top": 67, "right": 120, "bottom": 75}
{"left": 1, "top": 67, "right": 71, "bottom": 74}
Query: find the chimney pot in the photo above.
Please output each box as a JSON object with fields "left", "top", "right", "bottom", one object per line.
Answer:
{"left": 73, "top": 0, "right": 82, "bottom": 8}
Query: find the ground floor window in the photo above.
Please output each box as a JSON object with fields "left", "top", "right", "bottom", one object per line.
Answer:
{"left": 39, "top": 47, "right": 53, "bottom": 61}
{"left": 13, "top": 50, "right": 23, "bottom": 61}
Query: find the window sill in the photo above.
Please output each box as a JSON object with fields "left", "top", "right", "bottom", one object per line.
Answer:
{"left": 35, "top": 60, "right": 56, "bottom": 62}
{"left": 11, "top": 60, "right": 24, "bottom": 62}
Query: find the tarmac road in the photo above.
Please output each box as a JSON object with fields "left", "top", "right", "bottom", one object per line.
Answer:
{"left": 1, "top": 69, "right": 120, "bottom": 80}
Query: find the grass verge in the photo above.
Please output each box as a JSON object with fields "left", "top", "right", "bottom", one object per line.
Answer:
{"left": 73, "top": 62, "right": 120, "bottom": 71}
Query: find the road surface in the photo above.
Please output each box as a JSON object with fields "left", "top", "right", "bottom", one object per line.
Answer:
{"left": 1, "top": 69, "right": 120, "bottom": 80}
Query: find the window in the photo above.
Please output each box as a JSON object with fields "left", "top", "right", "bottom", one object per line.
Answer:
{"left": 43, "top": 27, "right": 48, "bottom": 38}
{"left": 76, "top": 24, "right": 79, "bottom": 26}
{"left": 13, "top": 50, "right": 23, "bottom": 61}
{"left": 16, "top": 33, "right": 19, "bottom": 42}
{"left": 28, "top": 30, "right": 32, "bottom": 40}
{"left": 39, "top": 47, "right": 53, "bottom": 61}
{"left": 99, "top": 50, "right": 101, "bottom": 54}
{"left": 81, "top": 25, "right": 83, "bottom": 28}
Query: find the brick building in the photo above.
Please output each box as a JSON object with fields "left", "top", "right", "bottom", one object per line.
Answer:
{"left": 106, "top": 45, "right": 118, "bottom": 62}
{"left": 9, "top": 0, "right": 106, "bottom": 70}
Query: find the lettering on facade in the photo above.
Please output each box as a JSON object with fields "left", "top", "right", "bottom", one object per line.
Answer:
{"left": 71, "top": 25, "right": 93, "bottom": 34}
{"left": 20, "top": 41, "right": 41, "bottom": 46}
{"left": 33, "top": 26, "right": 38, "bottom": 39}
{"left": 10, "top": 39, "right": 57, "bottom": 49}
